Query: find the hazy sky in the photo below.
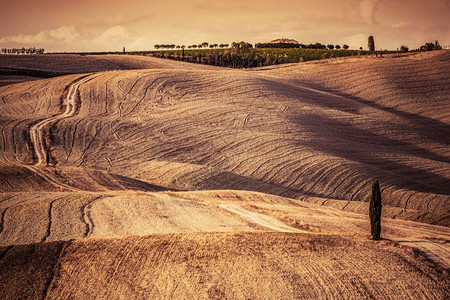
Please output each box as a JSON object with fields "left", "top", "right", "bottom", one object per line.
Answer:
{"left": 0, "top": 0, "right": 449, "bottom": 52}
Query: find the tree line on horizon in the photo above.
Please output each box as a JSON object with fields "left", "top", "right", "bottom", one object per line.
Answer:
{"left": 154, "top": 37, "right": 445, "bottom": 55}
{"left": 1, "top": 47, "right": 45, "bottom": 55}
{"left": 154, "top": 42, "right": 229, "bottom": 50}
{"left": 155, "top": 41, "right": 353, "bottom": 51}
{"left": 151, "top": 41, "right": 365, "bottom": 68}
{"left": 255, "top": 42, "right": 350, "bottom": 50}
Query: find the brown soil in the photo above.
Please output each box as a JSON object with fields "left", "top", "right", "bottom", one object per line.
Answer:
{"left": 0, "top": 51, "right": 449, "bottom": 299}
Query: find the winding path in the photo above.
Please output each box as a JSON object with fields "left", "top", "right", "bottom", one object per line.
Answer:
{"left": 219, "top": 203, "right": 304, "bottom": 232}
{"left": 29, "top": 74, "right": 94, "bottom": 166}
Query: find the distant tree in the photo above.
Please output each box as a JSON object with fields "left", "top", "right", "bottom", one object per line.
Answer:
{"left": 369, "top": 179, "right": 382, "bottom": 240}
{"left": 209, "top": 44, "right": 214, "bottom": 48}
{"left": 188, "top": 45, "right": 192, "bottom": 49}
{"left": 435, "top": 40, "right": 441, "bottom": 49}
{"left": 202, "top": 42, "right": 209, "bottom": 48}
{"left": 176, "top": 45, "right": 181, "bottom": 49}
{"left": 400, "top": 45, "right": 409, "bottom": 52}
{"left": 314, "top": 42, "right": 325, "bottom": 49}
{"left": 198, "top": 44, "right": 202, "bottom": 49}
{"left": 421, "top": 40, "right": 442, "bottom": 51}
{"left": 421, "top": 43, "right": 435, "bottom": 51}
{"left": 231, "top": 41, "right": 253, "bottom": 52}
{"left": 368, "top": 36, "right": 375, "bottom": 52}
{"left": 359, "top": 47, "right": 363, "bottom": 50}
{"left": 192, "top": 45, "right": 197, "bottom": 49}
{"left": 327, "top": 44, "right": 334, "bottom": 50}
{"left": 343, "top": 44, "right": 349, "bottom": 50}
{"left": 224, "top": 44, "right": 229, "bottom": 48}
{"left": 335, "top": 45, "right": 341, "bottom": 50}
{"left": 154, "top": 45, "right": 160, "bottom": 50}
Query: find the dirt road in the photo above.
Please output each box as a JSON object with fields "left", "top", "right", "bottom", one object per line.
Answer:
{"left": 219, "top": 203, "right": 303, "bottom": 232}
{"left": 29, "top": 74, "right": 95, "bottom": 166}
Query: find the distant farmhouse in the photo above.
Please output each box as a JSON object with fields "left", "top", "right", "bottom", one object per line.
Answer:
{"left": 256, "top": 38, "right": 300, "bottom": 48}
{"left": 269, "top": 38, "right": 299, "bottom": 44}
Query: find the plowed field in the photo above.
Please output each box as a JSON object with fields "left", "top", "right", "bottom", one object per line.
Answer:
{"left": 0, "top": 51, "right": 449, "bottom": 299}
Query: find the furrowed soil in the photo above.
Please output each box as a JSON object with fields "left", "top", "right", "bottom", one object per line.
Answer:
{"left": 0, "top": 51, "right": 449, "bottom": 299}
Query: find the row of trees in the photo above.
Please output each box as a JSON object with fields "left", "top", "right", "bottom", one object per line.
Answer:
{"left": 154, "top": 42, "right": 229, "bottom": 50}
{"left": 158, "top": 38, "right": 417, "bottom": 53}
{"left": 153, "top": 41, "right": 287, "bottom": 68}
{"left": 255, "top": 42, "right": 350, "bottom": 50}
{"left": 156, "top": 41, "right": 354, "bottom": 51}
{"left": 152, "top": 41, "right": 360, "bottom": 68}
{"left": 1, "top": 47, "right": 44, "bottom": 54}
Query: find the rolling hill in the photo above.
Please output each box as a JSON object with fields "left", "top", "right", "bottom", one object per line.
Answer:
{"left": 0, "top": 51, "right": 449, "bottom": 299}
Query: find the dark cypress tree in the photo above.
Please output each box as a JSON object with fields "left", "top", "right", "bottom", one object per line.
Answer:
{"left": 368, "top": 36, "right": 375, "bottom": 52}
{"left": 369, "top": 179, "right": 382, "bottom": 240}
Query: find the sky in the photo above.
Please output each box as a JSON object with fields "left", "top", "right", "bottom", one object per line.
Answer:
{"left": 0, "top": 0, "right": 449, "bottom": 52}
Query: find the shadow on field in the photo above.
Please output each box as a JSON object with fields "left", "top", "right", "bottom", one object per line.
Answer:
{"left": 268, "top": 79, "right": 450, "bottom": 196}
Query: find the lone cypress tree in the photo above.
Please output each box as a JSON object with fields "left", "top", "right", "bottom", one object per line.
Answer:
{"left": 368, "top": 36, "right": 375, "bottom": 52}
{"left": 369, "top": 179, "right": 382, "bottom": 239}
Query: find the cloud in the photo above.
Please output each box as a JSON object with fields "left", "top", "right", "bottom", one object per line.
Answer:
{"left": 391, "top": 21, "right": 412, "bottom": 28}
{"left": 360, "top": 0, "right": 381, "bottom": 25}
{"left": 101, "top": 26, "right": 130, "bottom": 39}
{"left": 89, "top": 26, "right": 142, "bottom": 51}
{"left": 194, "top": 1, "right": 217, "bottom": 10}
{"left": 0, "top": 25, "right": 81, "bottom": 45}
{"left": 0, "top": 25, "right": 140, "bottom": 52}
{"left": 85, "top": 13, "right": 154, "bottom": 27}
{"left": 341, "top": 33, "right": 369, "bottom": 49}
{"left": 193, "top": 0, "right": 249, "bottom": 12}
